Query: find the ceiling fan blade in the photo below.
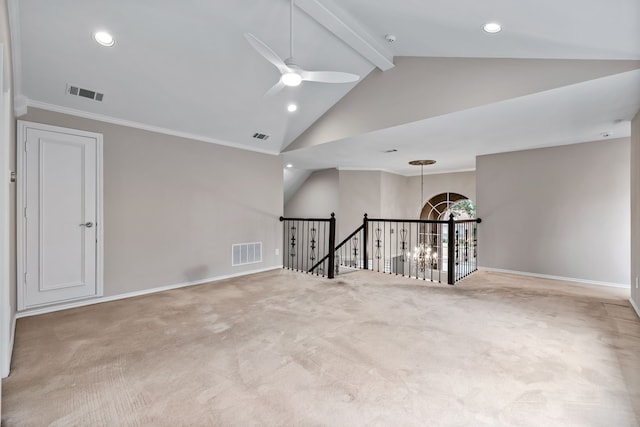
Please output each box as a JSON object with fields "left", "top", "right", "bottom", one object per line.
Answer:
{"left": 301, "top": 70, "right": 360, "bottom": 84}
{"left": 244, "top": 33, "right": 289, "bottom": 75}
{"left": 264, "top": 80, "right": 286, "bottom": 97}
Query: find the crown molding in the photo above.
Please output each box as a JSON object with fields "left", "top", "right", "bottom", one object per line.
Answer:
{"left": 25, "top": 99, "right": 281, "bottom": 156}
{"left": 337, "top": 166, "right": 476, "bottom": 176}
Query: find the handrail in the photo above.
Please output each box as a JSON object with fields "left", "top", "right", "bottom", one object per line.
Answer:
{"left": 366, "top": 217, "right": 481, "bottom": 224}
{"left": 309, "top": 223, "right": 364, "bottom": 273}
{"left": 280, "top": 216, "right": 332, "bottom": 222}
{"left": 335, "top": 224, "right": 365, "bottom": 251}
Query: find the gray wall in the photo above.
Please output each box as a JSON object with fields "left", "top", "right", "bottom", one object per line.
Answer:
{"left": 284, "top": 169, "right": 338, "bottom": 219}
{"left": 21, "top": 108, "right": 283, "bottom": 297}
{"left": 381, "top": 172, "right": 413, "bottom": 219}
{"left": 338, "top": 170, "right": 382, "bottom": 238}
{"left": 405, "top": 171, "right": 476, "bottom": 218}
{"left": 477, "top": 138, "right": 630, "bottom": 286}
{"left": 631, "top": 112, "right": 640, "bottom": 312}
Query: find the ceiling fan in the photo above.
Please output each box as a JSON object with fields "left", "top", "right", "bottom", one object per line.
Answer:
{"left": 245, "top": 0, "right": 360, "bottom": 96}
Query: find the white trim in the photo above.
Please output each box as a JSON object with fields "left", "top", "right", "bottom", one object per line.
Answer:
{"left": 17, "top": 120, "right": 104, "bottom": 310}
{"left": 3, "top": 314, "right": 16, "bottom": 378}
{"left": 0, "top": 50, "right": 12, "bottom": 378}
{"left": 403, "top": 167, "right": 477, "bottom": 177}
{"left": 630, "top": 297, "right": 640, "bottom": 319}
{"left": 17, "top": 265, "right": 283, "bottom": 319}
{"left": 479, "top": 267, "right": 629, "bottom": 289}
{"left": 336, "top": 166, "right": 477, "bottom": 176}
{"left": 7, "top": 0, "right": 23, "bottom": 116}
{"left": 14, "top": 94, "right": 27, "bottom": 117}
{"left": 337, "top": 166, "right": 406, "bottom": 175}
{"left": 25, "top": 100, "right": 281, "bottom": 156}
{"left": 296, "top": 0, "right": 394, "bottom": 71}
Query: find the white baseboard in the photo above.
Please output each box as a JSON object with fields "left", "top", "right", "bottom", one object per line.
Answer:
{"left": 630, "top": 297, "right": 640, "bottom": 319}
{"left": 17, "top": 265, "right": 283, "bottom": 319}
{"left": 1, "top": 313, "right": 15, "bottom": 378}
{"left": 478, "top": 267, "right": 629, "bottom": 289}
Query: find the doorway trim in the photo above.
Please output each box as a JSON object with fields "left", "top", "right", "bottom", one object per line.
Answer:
{"left": 0, "top": 45, "right": 13, "bottom": 378}
{"left": 16, "top": 120, "right": 104, "bottom": 312}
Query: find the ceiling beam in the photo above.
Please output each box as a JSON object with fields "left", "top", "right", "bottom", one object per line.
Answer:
{"left": 296, "top": 0, "right": 395, "bottom": 71}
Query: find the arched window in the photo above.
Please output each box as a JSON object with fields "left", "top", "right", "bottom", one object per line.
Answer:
{"left": 420, "top": 192, "right": 475, "bottom": 220}
{"left": 416, "top": 192, "right": 475, "bottom": 272}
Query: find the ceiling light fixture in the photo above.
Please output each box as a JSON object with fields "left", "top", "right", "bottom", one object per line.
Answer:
{"left": 286, "top": 164, "right": 293, "bottom": 168}
{"left": 281, "top": 72, "right": 302, "bottom": 87}
{"left": 483, "top": 22, "right": 502, "bottom": 33}
{"left": 287, "top": 104, "right": 297, "bottom": 112}
{"left": 409, "top": 160, "right": 437, "bottom": 272}
{"left": 93, "top": 31, "right": 115, "bottom": 47}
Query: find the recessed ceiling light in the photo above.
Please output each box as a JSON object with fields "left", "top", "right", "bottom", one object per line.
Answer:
{"left": 286, "top": 164, "right": 293, "bottom": 168}
{"left": 483, "top": 22, "right": 502, "bottom": 33}
{"left": 93, "top": 31, "right": 115, "bottom": 47}
{"left": 287, "top": 104, "right": 297, "bottom": 112}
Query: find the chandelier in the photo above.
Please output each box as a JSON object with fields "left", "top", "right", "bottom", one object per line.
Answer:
{"left": 408, "top": 159, "right": 437, "bottom": 272}
{"left": 413, "top": 244, "right": 437, "bottom": 272}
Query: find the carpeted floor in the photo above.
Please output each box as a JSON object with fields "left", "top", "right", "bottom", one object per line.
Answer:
{"left": 2, "top": 269, "right": 639, "bottom": 426}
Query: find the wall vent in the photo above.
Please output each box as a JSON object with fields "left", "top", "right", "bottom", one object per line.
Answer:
{"left": 252, "top": 132, "right": 270, "bottom": 140}
{"left": 232, "top": 242, "right": 263, "bottom": 266}
{"left": 66, "top": 84, "right": 104, "bottom": 102}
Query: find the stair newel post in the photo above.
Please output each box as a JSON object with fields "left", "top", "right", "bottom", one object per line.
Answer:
{"left": 279, "top": 216, "right": 285, "bottom": 268}
{"left": 447, "top": 213, "right": 455, "bottom": 285}
{"left": 328, "top": 212, "right": 336, "bottom": 279}
{"left": 363, "top": 213, "right": 369, "bottom": 270}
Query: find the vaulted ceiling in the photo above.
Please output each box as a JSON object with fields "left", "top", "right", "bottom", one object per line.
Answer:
{"left": 8, "top": 0, "right": 640, "bottom": 181}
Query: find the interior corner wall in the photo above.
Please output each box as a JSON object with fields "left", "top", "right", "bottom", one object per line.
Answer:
{"left": 631, "top": 111, "right": 640, "bottom": 314}
{"left": 337, "top": 170, "right": 383, "bottom": 238}
{"left": 380, "top": 172, "right": 411, "bottom": 219}
{"left": 284, "top": 169, "right": 339, "bottom": 219}
{"left": 405, "top": 171, "right": 477, "bottom": 218}
{"left": 20, "top": 107, "right": 284, "bottom": 298}
{"left": 477, "top": 138, "right": 630, "bottom": 286}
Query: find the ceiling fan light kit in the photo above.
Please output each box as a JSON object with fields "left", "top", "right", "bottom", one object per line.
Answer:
{"left": 245, "top": 0, "right": 359, "bottom": 96}
{"left": 282, "top": 72, "right": 302, "bottom": 87}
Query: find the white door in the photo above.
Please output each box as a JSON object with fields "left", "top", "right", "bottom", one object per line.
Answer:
{"left": 18, "top": 121, "right": 103, "bottom": 310}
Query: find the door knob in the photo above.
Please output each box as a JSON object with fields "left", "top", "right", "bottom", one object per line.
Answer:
{"left": 80, "top": 222, "right": 94, "bottom": 228}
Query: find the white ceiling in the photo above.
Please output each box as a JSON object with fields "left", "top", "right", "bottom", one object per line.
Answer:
{"left": 9, "top": 0, "right": 640, "bottom": 178}
{"left": 283, "top": 70, "right": 640, "bottom": 175}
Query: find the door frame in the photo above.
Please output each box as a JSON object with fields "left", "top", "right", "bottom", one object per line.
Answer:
{"left": 16, "top": 120, "right": 104, "bottom": 311}
{"left": 1, "top": 45, "right": 12, "bottom": 378}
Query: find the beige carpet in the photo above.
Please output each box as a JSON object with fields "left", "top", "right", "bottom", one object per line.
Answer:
{"left": 2, "top": 269, "right": 639, "bottom": 426}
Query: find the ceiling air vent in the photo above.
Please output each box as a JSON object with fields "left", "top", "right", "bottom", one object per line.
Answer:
{"left": 66, "top": 84, "right": 104, "bottom": 102}
{"left": 252, "top": 132, "right": 270, "bottom": 141}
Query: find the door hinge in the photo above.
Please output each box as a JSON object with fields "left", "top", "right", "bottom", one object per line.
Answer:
{"left": 24, "top": 272, "right": 28, "bottom": 284}
{"left": 24, "top": 207, "right": 27, "bottom": 218}
{"left": 24, "top": 140, "right": 28, "bottom": 151}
